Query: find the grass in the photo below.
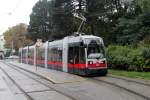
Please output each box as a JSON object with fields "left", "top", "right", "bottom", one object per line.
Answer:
{"left": 108, "top": 69, "right": 150, "bottom": 80}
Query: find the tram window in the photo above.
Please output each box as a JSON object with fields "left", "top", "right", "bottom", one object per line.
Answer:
{"left": 23, "top": 50, "right": 26, "bottom": 58}
{"left": 87, "top": 44, "right": 105, "bottom": 59}
{"left": 49, "top": 48, "right": 52, "bottom": 61}
{"left": 56, "top": 47, "right": 59, "bottom": 62}
{"left": 38, "top": 49, "right": 41, "bottom": 59}
{"left": 51, "top": 47, "right": 57, "bottom": 62}
{"left": 22, "top": 50, "right": 25, "bottom": 57}
{"left": 79, "top": 47, "right": 85, "bottom": 64}
{"left": 41, "top": 48, "right": 45, "bottom": 60}
{"left": 22, "top": 50, "right": 23, "bottom": 57}
{"left": 51, "top": 48, "right": 54, "bottom": 61}
{"left": 37, "top": 49, "right": 39, "bottom": 59}
{"left": 48, "top": 48, "right": 51, "bottom": 61}
{"left": 68, "top": 46, "right": 85, "bottom": 64}
{"left": 60, "top": 51, "right": 62, "bottom": 61}
{"left": 68, "top": 47, "right": 74, "bottom": 63}
{"left": 58, "top": 48, "right": 62, "bottom": 62}
{"left": 74, "top": 46, "right": 79, "bottom": 64}
{"left": 28, "top": 50, "right": 30, "bottom": 58}
{"left": 29, "top": 50, "right": 31, "bottom": 58}
{"left": 53, "top": 48, "right": 57, "bottom": 61}
{"left": 37, "top": 48, "right": 42, "bottom": 60}
{"left": 55, "top": 47, "right": 58, "bottom": 62}
{"left": 31, "top": 49, "right": 34, "bottom": 59}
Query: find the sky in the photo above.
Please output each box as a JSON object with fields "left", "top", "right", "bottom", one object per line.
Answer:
{"left": 0, "top": 0, "right": 39, "bottom": 35}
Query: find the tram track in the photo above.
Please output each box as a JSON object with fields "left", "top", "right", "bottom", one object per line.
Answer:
{"left": 1, "top": 62, "right": 77, "bottom": 100}
{"left": 89, "top": 77, "right": 150, "bottom": 100}
{"left": 107, "top": 75, "right": 150, "bottom": 87}
{"left": 7, "top": 62, "right": 56, "bottom": 84}
{"left": 2, "top": 61, "right": 150, "bottom": 100}
{"left": 0, "top": 66, "right": 34, "bottom": 100}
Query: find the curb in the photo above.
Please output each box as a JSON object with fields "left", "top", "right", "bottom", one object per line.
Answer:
{"left": 108, "top": 74, "right": 150, "bottom": 86}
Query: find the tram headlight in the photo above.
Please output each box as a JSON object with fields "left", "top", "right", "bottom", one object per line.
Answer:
{"left": 88, "top": 61, "right": 93, "bottom": 65}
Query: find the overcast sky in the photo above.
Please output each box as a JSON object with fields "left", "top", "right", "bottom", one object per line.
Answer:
{"left": 0, "top": 0, "right": 39, "bottom": 35}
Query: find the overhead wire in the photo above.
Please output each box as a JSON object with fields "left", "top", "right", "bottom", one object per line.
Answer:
{"left": 10, "top": 0, "right": 23, "bottom": 15}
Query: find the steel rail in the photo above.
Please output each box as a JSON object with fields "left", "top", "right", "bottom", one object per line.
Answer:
{"left": 89, "top": 77, "right": 150, "bottom": 100}
{"left": 0, "top": 66, "right": 34, "bottom": 100}
{"left": 107, "top": 75, "right": 150, "bottom": 87}
{"left": 3, "top": 62, "right": 77, "bottom": 100}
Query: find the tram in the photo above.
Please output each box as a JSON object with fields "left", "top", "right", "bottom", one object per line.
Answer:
{"left": 19, "top": 34, "right": 107, "bottom": 76}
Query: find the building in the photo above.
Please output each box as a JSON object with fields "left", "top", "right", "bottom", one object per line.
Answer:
{"left": 0, "top": 35, "right": 5, "bottom": 59}
{"left": 0, "top": 35, "right": 5, "bottom": 50}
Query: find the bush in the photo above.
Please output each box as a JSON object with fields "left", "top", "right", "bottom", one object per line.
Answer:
{"left": 107, "top": 45, "right": 130, "bottom": 70}
{"left": 142, "top": 48, "right": 150, "bottom": 59}
{"left": 141, "top": 48, "right": 150, "bottom": 71}
{"left": 127, "top": 48, "right": 144, "bottom": 71}
{"left": 107, "top": 45, "right": 150, "bottom": 72}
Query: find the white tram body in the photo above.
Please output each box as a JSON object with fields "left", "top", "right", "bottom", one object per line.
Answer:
{"left": 19, "top": 35, "right": 107, "bottom": 76}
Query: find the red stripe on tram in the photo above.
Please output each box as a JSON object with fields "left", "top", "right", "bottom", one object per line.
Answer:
{"left": 47, "top": 61, "right": 86, "bottom": 69}
{"left": 88, "top": 63, "right": 107, "bottom": 68}
{"left": 36, "top": 59, "right": 45, "bottom": 64}
{"left": 47, "top": 61, "right": 63, "bottom": 67}
{"left": 68, "top": 63, "right": 86, "bottom": 69}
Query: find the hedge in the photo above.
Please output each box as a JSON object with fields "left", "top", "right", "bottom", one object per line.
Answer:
{"left": 107, "top": 45, "right": 150, "bottom": 72}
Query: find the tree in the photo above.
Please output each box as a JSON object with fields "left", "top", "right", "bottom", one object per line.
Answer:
{"left": 113, "top": 0, "right": 150, "bottom": 45}
{"left": 28, "top": 0, "right": 77, "bottom": 41}
{"left": 28, "top": 0, "right": 133, "bottom": 45}
{"left": 4, "top": 23, "right": 33, "bottom": 51}
{"left": 50, "top": 0, "right": 75, "bottom": 39}
{"left": 134, "top": 0, "right": 150, "bottom": 13}
{"left": 28, "top": 0, "right": 50, "bottom": 42}
{"left": 81, "top": 0, "right": 131, "bottom": 45}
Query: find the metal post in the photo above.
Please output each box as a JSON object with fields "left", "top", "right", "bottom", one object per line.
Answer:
{"left": 34, "top": 46, "right": 37, "bottom": 70}
{"left": 21, "top": 48, "right": 22, "bottom": 63}
{"left": 45, "top": 41, "right": 48, "bottom": 68}
{"left": 11, "top": 40, "right": 14, "bottom": 56}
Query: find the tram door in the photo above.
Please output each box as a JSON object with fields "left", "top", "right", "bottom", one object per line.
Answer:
{"left": 74, "top": 46, "right": 80, "bottom": 74}
{"left": 68, "top": 46, "right": 78, "bottom": 74}
{"left": 68, "top": 45, "right": 85, "bottom": 74}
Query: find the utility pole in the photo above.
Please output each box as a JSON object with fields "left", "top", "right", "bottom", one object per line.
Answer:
{"left": 11, "top": 40, "right": 14, "bottom": 56}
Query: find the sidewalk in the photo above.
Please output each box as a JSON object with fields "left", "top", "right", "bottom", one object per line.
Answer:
{"left": 10, "top": 61, "right": 85, "bottom": 84}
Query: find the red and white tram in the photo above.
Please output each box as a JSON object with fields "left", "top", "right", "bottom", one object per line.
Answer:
{"left": 19, "top": 34, "right": 107, "bottom": 76}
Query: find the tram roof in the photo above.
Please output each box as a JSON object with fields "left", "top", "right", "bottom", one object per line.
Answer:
{"left": 69, "top": 35, "right": 102, "bottom": 39}
{"left": 19, "top": 34, "right": 103, "bottom": 49}
{"left": 22, "top": 46, "right": 28, "bottom": 49}
{"left": 67, "top": 35, "right": 103, "bottom": 43}
{"left": 81, "top": 35, "right": 102, "bottom": 39}
{"left": 48, "top": 40, "right": 63, "bottom": 46}
{"left": 47, "top": 34, "right": 103, "bottom": 45}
